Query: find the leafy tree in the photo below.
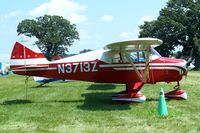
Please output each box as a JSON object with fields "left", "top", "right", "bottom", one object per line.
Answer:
{"left": 66, "top": 53, "right": 77, "bottom": 57}
{"left": 139, "top": 0, "right": 200, "bottom": 64}
{"left": 17, "top": 15, "right": 79, "bottom": 60}
{"left": 79, "top": 49, "right": 92, "bottom": 54}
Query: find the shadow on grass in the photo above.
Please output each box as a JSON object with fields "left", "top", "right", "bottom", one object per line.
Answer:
{"left": 146, "top": 98, "right": 174, "bottom": 102}
{"left": 78, "top": 92, "right": 131, "bottom": 111}
{"left": 146, "top": 98, "right": 158, "bottom": 102}
{"left": 0, "top": 99, "right": 83, "bottom": 105}
{"left": 48, "top": 100, "right": 84, "bottom": 103}
{"left": 87, "top": 83, "right": 116, "bottom": 90}
{"left": 0, "top": 99, "right": 32, "bottom": 105}
{"left": 31, "top": 85, "right": 53, "bottom": 89}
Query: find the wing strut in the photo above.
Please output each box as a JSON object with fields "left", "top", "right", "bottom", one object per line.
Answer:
{"left": 144, "top": 46, "right": 150, "bottom": 81}
{"left": 124, "top": 46, "right": 151, "bottom": 83}
{"left": 105, "top": 38, "right": 162, "bottom": 83}
{"left": 125, "top": 52, "right": 146, "bottom": 83}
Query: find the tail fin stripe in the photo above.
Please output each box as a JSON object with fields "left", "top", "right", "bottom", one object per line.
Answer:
{"left": 10, "top": 58, "right": 49, "bottom": 66}
{"left": 11, "top": 42, "right": 45, "bottom": 59}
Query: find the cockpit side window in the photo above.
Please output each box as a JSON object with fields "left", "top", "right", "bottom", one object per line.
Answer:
{"left": 128, "top": 51, "right": 146, "bottom": 62}
{"left": 102, "top": 48, "right": 161, "bottom": 64}
{"left": 128, "top": 48, "right": 161, "bottom": 62}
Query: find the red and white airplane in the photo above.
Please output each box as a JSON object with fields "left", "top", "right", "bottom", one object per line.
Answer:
{"left": 10, "top": 38, "right": 194, "bottom": 103}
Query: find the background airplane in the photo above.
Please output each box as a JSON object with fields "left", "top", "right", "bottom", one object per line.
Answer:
{"left": 0, "top": 62, "right": 11, "bottom": 76}
{"left": 33, "top": 76, "right": 71, "bottom": 86}
{"left": 9, "top": 38, "right": 194, "bottom": 103}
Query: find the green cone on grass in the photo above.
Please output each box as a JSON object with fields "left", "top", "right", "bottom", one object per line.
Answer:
{"left": 158, "top": 87, "right": 168, "bottom": 116}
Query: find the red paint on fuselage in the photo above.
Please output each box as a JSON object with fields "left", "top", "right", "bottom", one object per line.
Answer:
{"left": 10, "top": 41, "right": 187, "bottom": 84}
{"left": 12, "top": 58, "right": 186, "bottom": 84}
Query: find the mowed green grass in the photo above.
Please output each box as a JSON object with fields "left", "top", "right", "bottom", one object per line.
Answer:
{"left": 0, "top": 71, "right": 200, "bottom": 133}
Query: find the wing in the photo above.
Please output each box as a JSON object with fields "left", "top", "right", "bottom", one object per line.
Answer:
{"left": 104, "top": 38, "right": 163, "bottom": 83}
{"left": 104, "top": 38, "right": 162, "bottom": 52}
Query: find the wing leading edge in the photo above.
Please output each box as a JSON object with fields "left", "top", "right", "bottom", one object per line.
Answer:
{"left": 104, "top": 38, "right": 162, "bottom": 52}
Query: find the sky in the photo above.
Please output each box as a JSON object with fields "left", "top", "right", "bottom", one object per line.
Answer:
{"left": 0, "top": 0, "right": 168, "bottom": 62}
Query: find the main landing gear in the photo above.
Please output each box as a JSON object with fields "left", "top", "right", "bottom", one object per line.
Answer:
{"left": 112, "top": 82, "right": 146, "bottom": 103}
{"left": 112, "top": 81, "right": 187, "bottom": 103}
{"left": 165, "top": 82, "right": 187, "bottom": 100}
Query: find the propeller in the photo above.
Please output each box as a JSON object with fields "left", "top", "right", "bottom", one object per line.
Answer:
{"left": 186, "top": 47, "right": 195, "bottom": 71}
{"left": 184, "top": 47, "right": 195, "bottom": 80}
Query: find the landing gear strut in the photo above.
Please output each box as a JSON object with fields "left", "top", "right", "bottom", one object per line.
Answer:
{"left": 165, "top": 82, "right": 187, "bottom": 100}
{"left": 112, "top": 82, "right": 146, "bottom": 103}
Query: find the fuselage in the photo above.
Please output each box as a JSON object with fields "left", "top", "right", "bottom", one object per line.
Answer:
{"left": 11, "top": 48, "right": 187, "bottom": 84}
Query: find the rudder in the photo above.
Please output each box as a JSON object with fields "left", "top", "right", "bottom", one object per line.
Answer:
{"left": 10, "top": 42, "right": 49, "bottom": 72}
{"left": 11, "top": 42, "right": 46, "bottom": 60}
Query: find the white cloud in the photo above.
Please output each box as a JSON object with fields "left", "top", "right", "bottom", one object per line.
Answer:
{"left": 0, "top": 53, "right": 10, "bottom": 63}
{"left": 120, "top": 32, "right": 136, "bottom": 40}
{"left": 120, "top": 32, "right": 130, "bottom": 39}
{"left": 29, "top": 0, "right": 87, "bottom": 24}
{"left": 0, "top": 10, "right": 22, "bottom": 21}
{"left": 138, "top": 16, "right": 154, "bottom": 25}
{"left": 78, "top": 29, "right": 91, "bottom": 41}
{"left": 134, "top": 16, "right": 155, "bottom": 37}
{"left": 67, "top": 13, "right": 87, "bottom": 24}
{"left": 101, "top": 15, "right": 114, "bottom": 22}
{"left": 5, "top": 10, "right": 22, "bottom": 18}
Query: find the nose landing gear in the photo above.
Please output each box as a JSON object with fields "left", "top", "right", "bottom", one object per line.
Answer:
{"left": 165, "top": 82, "right": 187, "bottom": 100}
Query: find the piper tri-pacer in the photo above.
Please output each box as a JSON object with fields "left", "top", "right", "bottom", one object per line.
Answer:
{"left": 10, "top": 38, "right": 194, "bottom": 103}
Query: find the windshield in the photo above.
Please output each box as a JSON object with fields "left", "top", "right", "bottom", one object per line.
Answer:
{"left": 128, "top": 48, "right": 161, "bottom": 62}
{"left": 151, "top": 48, "right": 161, "bottom": 60}
{"left": 105, "top": 48, "right": 162, "bottom": 63}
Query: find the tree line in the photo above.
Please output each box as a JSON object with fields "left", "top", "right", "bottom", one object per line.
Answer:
{"left": 17, "top": 0, "right": 200, "bottom": 68}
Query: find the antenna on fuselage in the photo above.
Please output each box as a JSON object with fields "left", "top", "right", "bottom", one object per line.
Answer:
{"left": 21, "top": 39, "right": 29, "bottom": 100}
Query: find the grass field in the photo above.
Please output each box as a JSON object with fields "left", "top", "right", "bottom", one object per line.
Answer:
{"left": 0, "top": 71, "right": 200, "bottom": 133}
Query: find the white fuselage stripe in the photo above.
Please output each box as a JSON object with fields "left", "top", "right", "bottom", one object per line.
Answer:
{"left": 113, "top": 67, "right": 183, "bottom": 75}
{"left": 10, "top": 58, "right": 49, "bottom": 65}
{"left": 99, "top": 63, "right": 185, "bottom": 68}
{"left": 13, "top": 67, "right": 57, "bottom": 72}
